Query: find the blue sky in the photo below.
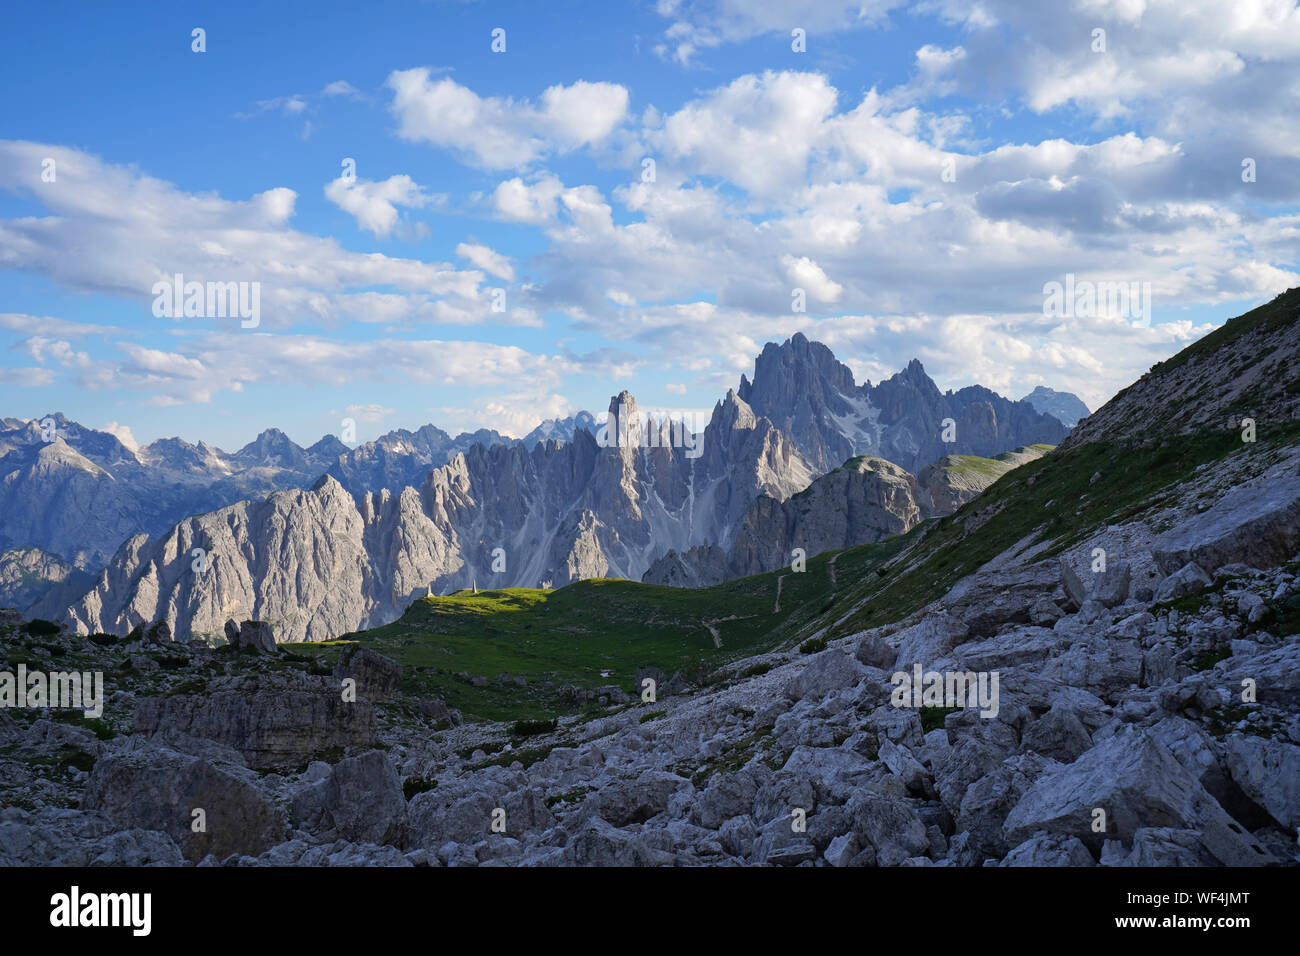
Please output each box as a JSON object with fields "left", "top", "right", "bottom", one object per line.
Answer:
{"left": 2, "top": 0, "right": 1297, "bottom": 451}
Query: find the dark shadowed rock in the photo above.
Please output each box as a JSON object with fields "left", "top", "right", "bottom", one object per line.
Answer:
{"left": 82, "top": 746, "right": 286, "bottom": 862}
{"left": 290, "top": 750, "right": 408, "bottom": 847}
{"left": 333, "top": 645, "right": 402, "bottom": 700}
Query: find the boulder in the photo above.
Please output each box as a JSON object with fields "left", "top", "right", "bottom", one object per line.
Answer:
{"left": 291, "top": 750, "right": 408, "bottom": 847}
{"left": 333, "top": 645, "right": 402, "bottom": 700}
{"left": 847, "top": 792, "right": 929, "bottom": 867}
{"left": 141, "top": 619, "right": 172, "bottom": 645}
{"left": 1152, "top": 474, "right": 1300, "bottom": 575}
{"left": 1021, "top": 706, "right": 1093, "bottom": 763}
{"left": 225, "top": 619, "right": 277, "bottom": 655}
{"left": 693, "top": 771, "right": 761, "bottom": 830}
{"left": 854, "top": 631, "right": 897, "bottom": 670}
{"left": 82, "top": 747, "right": 286, "bottom": 862}
{"left": 589, "top": 771, "right": 691, "bottom": 827}
{"left": 892, "top": 612, "right": 969, "bottom": 671}
{"left": 1003, "top": 728, "right": 1272, "bottom": 865}
{"left": 1154, "top": 562, "right": 1214, "bottom": 603}
{"left": 1122, "top": 828, "right": 1218, "bottom": 866}
{"left": 1001, "top": 833, "right": 1095, "bottom": 866}
{"left": 783, "top": 648, "right": 866, "bottom": 701}
{"left": 1061, "top": 558, "right": 1131, "bottom": 609}
{"left": 1219, "top": 734, "right": 1300, "bottom": 830}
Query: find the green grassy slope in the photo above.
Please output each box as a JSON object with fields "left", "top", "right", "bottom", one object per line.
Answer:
{"left": 294, "top": 536, "right": 906, "bottom": 721}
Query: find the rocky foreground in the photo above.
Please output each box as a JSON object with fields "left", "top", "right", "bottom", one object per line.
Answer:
{"left": 1, "top": 443, "right": 1298, "bottom": 867}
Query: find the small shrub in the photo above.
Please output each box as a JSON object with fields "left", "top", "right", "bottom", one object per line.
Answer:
{"left": 22, "top": 619, "right": 61, "bottom": 637}
{"left": 1190, "top": 648, "right": 1232, "bottom": 672}
{"left": 639, "top": 709, "right": 667, "bottom": 724}
{"left": 510, "top": 717, "right": 558, "bottom": 737}
{"left": 799, "top": 637, "right": 828, "bottom": 655}
{"left": 919, "top": 705, "right": 958, "bottom": 733}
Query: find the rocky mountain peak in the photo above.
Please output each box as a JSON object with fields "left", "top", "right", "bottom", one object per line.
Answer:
{"left": 604, "top": 391, "right": 642, "bottom": 448}
{"left": 234, "top": 428, "right": 307, "bottom": 468}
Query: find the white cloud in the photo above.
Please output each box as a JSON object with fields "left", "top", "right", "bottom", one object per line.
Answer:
{"left": 0, "top": 141, "right": 501, "bottom": 330}
{"left": 653, "top": 71, "right": 839, "bottom": 196}
{"left": 68, "top": 332, "right": 571, "bottom": 407}
{"left": 654, "top": 0, "right": 903, "bottom": 63}
{"left": 386, "top": 69, "right": 629, "bottom": 168}
{"left": 0, "top": 314, "right": 118, "bottom": 337}
{"left": 455, "top": 242, "right": 515, "bottom": 281}
{"left": 492, "top": 175, "right": 565, "bottom": 223}
{"left": 324, "top": 173, "right": 434, "bottom": 237}
{"left": 343, "top": 403, "right": 395, "bottom": 424}
{"left": 0, "top": 367, "right": 55, "bottom": 386}
{"left": 100, "top": 421, "right": 139, "bottom": 451}
{"left": 322, "top": 80, "right": 360, "bottom": 97}
{"left": 783, "top": 254, "right": 843, "bottom": 302}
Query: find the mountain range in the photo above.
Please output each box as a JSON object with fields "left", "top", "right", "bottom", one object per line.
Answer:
{"left": 2, "top": 338, "right": 1077, "bottom": 641}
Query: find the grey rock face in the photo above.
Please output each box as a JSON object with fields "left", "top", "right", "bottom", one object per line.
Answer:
{"left": 1003, "top": 728, "right": 1272, "bottom": 864}
{"left": 728, "top": 457, "right": 922, "bottom": 578}
{"left": 0, "top": 546, "right": 94, "bottom": 616}
{"left": 738, "top": 336, "right": 1067, "bottom": 474}
{"left": 333, "top": 645, "right": 402, "bottom": 700}
{"left": 1152, "top": 473, "right": 1300, "bottom": 575}
{"left": 646, "top": 446, "right": 1049, "bottom": 586}
{"left": 0, "top": 807, "right": 184, "bottom": 867}
{"left": 1001, "top": 833, "right": 1095, "bottom": 866}
{"left": 133, "top": 674, "right": 377, "bottom": 770}
{"left": 1061, "top": 558, "right": 1130, "bottom": 609}
{"left": 1219, "top": 734, "right": 1300, "bottom": 830}
{"left": 227, "top": 619, "right": 277, "bottom": 655}
{"left": 784, "top": 648, "right": 867, "bottom": 702}
{"left": 290, "top": 750, "right": 408, "bottom": 847}
{"left": 0, "top": 417, "right": 359, "bottom": 571}
{"left": 81, "top": 747, "right": 286, "bottom": 862}
{"left": 63, "top": 390, "right": 813, "bottom": 643}
{"left": 1154, "top": 562, "right": 1214, "bottom": 603}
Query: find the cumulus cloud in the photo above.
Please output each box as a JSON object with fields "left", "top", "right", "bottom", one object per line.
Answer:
{"left": 653, "top": 0, "right": 903, "bottom": 63}
{"left": 432, "top": 390, "right": 576, "bottom": 439}
{"left": 492, "top": 175, "right": 566, "bottom": 223}
{"left": 324, "top": 173, "right": 435, "bottom": 237}
{"left": 67, "top": 332, "right": 571, "bottom": 407}
{"left": 100, "top": 421, "right": 139, "bottom": 451}
{"left": 455, "top": 242, "right": 515, "bottom": 281}
{"left": 0, "top": 141, "right": 500, "bottom": 330}
{"left": 386, "top": 69, "right": 629, "bottom": 168}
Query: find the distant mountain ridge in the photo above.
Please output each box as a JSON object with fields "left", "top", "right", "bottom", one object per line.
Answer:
{"left": 643, "top": 445, "right": 1051, "bottom": 587}
{"left": 0, "top": 412, "right": 599, "bottom": 571}
{"left": 1021, "top": 386, "right": 1091, "bottom": 428}
{"left": 63, "top": 389, "right": 813, "bottom": 641}
{"left": 50, "top": 338, "right": 1070, "bottom": 642}
{"left": 738, "top": 334, "right": 1068, "bottom": 473}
